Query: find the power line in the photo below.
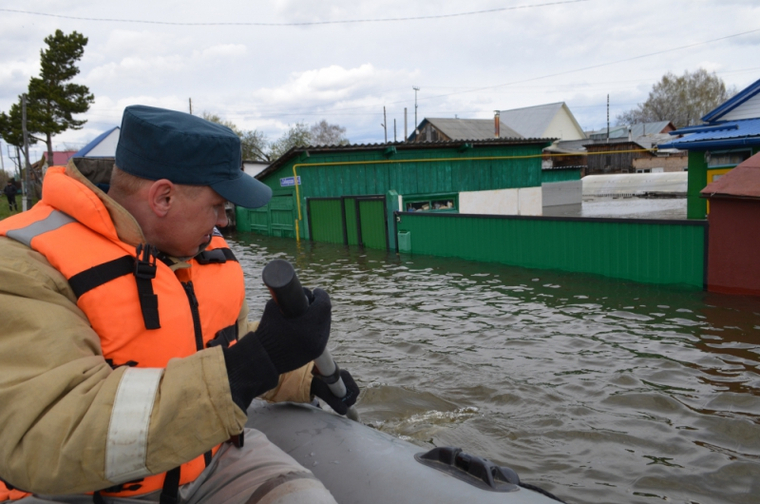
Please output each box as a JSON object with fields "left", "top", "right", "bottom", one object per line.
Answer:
{"left": 0, "top": 2, "right": 589, "bottom": 27}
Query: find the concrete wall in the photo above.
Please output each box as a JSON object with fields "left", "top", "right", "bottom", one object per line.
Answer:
{"left": 459, "top": 187, "right": 542, "bottom": 216}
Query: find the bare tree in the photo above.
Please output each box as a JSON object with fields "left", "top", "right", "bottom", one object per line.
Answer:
{"left": 616, "top": 69, "right": 736, "bottom": 128}
{"left": 201, "top": 112, "right": 270, "bottom": 162}
{"left": 309, "top": 120, "right": 348, "bottom": 146}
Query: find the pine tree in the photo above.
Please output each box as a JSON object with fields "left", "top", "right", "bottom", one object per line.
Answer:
{"left": 25, "top": 30, "right": 94, "bottom": 164}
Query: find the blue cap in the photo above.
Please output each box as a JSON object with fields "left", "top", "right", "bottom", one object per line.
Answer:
{"left": 115, "top": 105, "right": 272, "bottom": 208}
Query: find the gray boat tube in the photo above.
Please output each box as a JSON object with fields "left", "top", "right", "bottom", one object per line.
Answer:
{"left": 247, "top": 400, "right": 564, "bottom": 504}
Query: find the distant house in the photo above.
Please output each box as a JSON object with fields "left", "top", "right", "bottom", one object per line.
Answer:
{"left": 659, "top": 77, "right": 760, "bottom": 219}
{"left": 407, "top": 117, "right": 522, "bottom": 142}
{"left": 586, "top": 121, "right": 676, "bottom": 141}
{"left": 499, "top": 102, "right": 586, "bottom": 141}
{"left": 74, "top": 126, "right": 120, "bottom": 159}
{"left": 50, "top": 150, "right": 78, "bottom": 166}
{"left": 581, "top": 121, "right": 684, "bottom": 175}
{"left": 408, "top": 102, "right": 586, "bottom": 143}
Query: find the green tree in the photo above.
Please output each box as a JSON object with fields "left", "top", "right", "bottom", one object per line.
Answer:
{"left": 616, "top": 69, "right": 736, "bottom": 128}
{"left": 24, "top": 30, "right": 94, "bottom": 165}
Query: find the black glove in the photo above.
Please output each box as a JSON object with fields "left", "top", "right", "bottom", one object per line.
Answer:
{"left": 310, "top": 369, "right": 360, "bottom": 416}
{"left": 222, "top": 288, "right": 331, "bottom": 412}
{"left": 254, "top": 287, "right": 331, "bottom": 374}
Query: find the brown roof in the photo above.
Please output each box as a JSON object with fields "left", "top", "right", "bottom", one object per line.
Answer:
{"left": 701, "top": 152, "right": 760, "bottom": 199}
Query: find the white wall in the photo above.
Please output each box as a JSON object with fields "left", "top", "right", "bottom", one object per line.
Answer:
{"left": 459, "top": 187, "right": 542, "bottom": 216}
{"left": 542, "top": 180, "right": 582, "bottom": 207}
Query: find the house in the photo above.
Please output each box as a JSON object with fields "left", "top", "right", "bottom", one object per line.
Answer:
{"left": 583, "top": 134, "right": 685, "bottom": 175}
{"left": 586, "top": 121, "right": 676, "bottom": 141}
{"left": 700, "top": 152, "right": 760, "bottom": 296}
{"left": 407, "top": 117, "right": 522, "bottom": 142}
{"left": 659, "top": 77, "right": 760, "bottom": 219}
{"left": 239, "top": 138, "right": 551, "bottom": 249}
{"left": 73, "top": 126, "right": 120, "bottom": 158}
{"left": 499, "top": 102, "right": 586, "bottom": 141}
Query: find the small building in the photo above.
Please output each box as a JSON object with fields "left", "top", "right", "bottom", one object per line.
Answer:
{"left": 700, "top": 152, "right": 760, "bottom": 296}
{"left": 241, "top": 138, "right": 551, "bottom": 250}
{"left": 659, "top": 77, "right": 760, "bottom": 219}
{"left": 583, "top": 138, "right": 653, "bottom": 175}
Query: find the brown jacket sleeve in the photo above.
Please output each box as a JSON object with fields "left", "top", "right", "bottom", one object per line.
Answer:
{"left": 0, "top": 238, "right": 246, "bottom": 494}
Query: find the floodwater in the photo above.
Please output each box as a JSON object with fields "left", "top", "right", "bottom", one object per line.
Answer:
{"left": 227, "top": 232, "right": 760, "bottom": 504}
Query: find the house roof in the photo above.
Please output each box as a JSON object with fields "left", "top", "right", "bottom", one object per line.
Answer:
{"left": 498, "top": 102, "right": 585, "bottom": 140}
{"left": 408, "top": 118, "right": 522, "bottom": 141}
{"left": 74, "top": 126, "right": 120, "bottom": 158}
{"left": 702, "top": 78, "right": 760, "bottom": 122}
{"left": 587, "top": 121, "right": 675, "bottom": 140}
{"left": 701, "top": 151, "right": 760, "bottom": 199}
{"left": 658, "top": 118, "right": 760, "bottom": 150}
{"left": 659, "top": 78, "right": 760, "bottom": 150}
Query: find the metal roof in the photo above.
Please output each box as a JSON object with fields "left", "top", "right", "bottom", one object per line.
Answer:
{"left": 659, "top": 118, "right": 760, "bottom": 150}
{"left": 702, "top": 78, "right": 760, "bottom": 122}
{"left": 588, "top": 121, "right": 674, "bottom": 140}
{"left": 418, "top": 118, "right": 522, "bottom": 141}
{"left": 701, "top": 152, "right": 760, "bottom": 199}
{"left": 74, "top": 126, "right": 120, "bottom": 158}
{"left": 498, "top": 102, "right": 564, "bottom": 138}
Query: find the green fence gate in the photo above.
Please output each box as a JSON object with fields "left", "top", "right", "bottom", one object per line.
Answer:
{"left": 307, "top": 195, "right": 389, "bottom": 250}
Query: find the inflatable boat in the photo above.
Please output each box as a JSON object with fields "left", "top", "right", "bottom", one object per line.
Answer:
{"left": 246, "top": 400, "right": 564, "bottom": 503}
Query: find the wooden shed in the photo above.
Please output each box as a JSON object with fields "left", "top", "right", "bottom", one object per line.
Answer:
{"left": 700, "top": 152, "right": 760, "bottom": 296}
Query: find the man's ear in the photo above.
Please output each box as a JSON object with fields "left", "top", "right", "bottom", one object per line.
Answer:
{"left": 147, "top": 179, "right": 176, "bottom": 217}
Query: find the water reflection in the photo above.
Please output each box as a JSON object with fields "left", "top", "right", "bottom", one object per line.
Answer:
{"left": 227, "top": 231, "right": 760, "bottom": 504}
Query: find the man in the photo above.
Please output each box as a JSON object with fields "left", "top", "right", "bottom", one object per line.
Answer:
{"left": 3, "top": 180, "right": 17, "bottom": 212}
{"left": 0, "top": 105, "right": 358, "bottom": 503}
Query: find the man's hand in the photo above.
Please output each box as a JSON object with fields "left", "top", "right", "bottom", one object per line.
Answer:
{"left": 253, "top": 287, "right": 331, "bottom": 374}
{"left": 222, "top": 288, "right": 331, "bottom": 411}
{"left": 310, "top": 369, "right": 360, "bottom": 416}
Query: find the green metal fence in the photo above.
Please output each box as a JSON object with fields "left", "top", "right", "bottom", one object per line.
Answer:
{"left": 395, "top": 212, "right": 707, "bottom": 288}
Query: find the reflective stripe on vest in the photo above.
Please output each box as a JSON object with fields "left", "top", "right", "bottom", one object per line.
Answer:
{"left": 106, "top": 367, "right": 164, "bottom": 483}
{"left": 5, "top": 210, "right": 75, "bottom": 247}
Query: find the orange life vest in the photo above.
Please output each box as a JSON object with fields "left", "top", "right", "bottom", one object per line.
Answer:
{"left": 0, "top": 166, "right": 246, "bottom": 499}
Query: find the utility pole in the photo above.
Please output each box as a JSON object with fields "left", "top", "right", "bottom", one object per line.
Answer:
{"left": 22, "top": 94, "right": 33, "bottom": 211}
{"left": 393, "top": 119, "right": 397, "bottom": 142}
{"left": 189, "top": 98, "right": 193, "bottom": 115}
{"left": 404, "top": 107, "right": 408, "bottom": 142}
{"left": 413, "top": 87, "right": 420, "bottom": 134}
{"left": 381, "top": 106, "right": 387, "bottom": 143}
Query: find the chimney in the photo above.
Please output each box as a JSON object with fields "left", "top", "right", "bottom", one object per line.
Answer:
{"left": 494, "top": 110, "right": 500, "bottom": 138}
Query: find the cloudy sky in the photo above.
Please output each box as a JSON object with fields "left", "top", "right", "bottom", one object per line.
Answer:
{"left": 1, "top": 0, "right": 759, "bottom": 171}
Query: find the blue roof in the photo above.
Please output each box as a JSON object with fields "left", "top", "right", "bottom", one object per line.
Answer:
{"left": 659, "top": 118, "right": 760, "bottom": 150}
{"left": 74, "top": 126, "right": 119, "bottom": 158}
{"left": 702, "top": 78, "right": 760, "bottom": 122}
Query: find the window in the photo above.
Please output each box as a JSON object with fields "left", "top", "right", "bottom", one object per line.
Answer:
{"left": 707, "top": 149, "right": 751, "bottom": 168}
{"left": 403, "top": 194, "right": 457, "bottom": 213}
